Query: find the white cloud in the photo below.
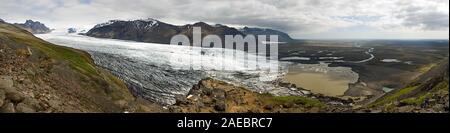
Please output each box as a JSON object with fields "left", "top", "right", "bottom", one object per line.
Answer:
{"left": 0, "top": 0, "right": 448, "bottom": 39}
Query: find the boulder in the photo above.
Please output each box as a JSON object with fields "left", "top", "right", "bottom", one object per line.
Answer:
{"left": 0, "top": 76, "right": 13, "bottom": 89}
{"left": 15, "top": 103, "right": 35, "bottom": 113}
{"left": 48, "top": 99, "right": 61, "bottom": 109}
{"left": 137, "top": 104, "right": 159, "bottom": 112}
{"left": 114, "top": 100, "right": 128, "bottom": 109}
{"left": 370, "top": 109, "right": 382, "bottom": 113}
{"left": 174, "top": 94, "right": 188, "bottom": 105}
{"left": 214, "top": 102, "right": 226, "bottom": 111}
{"left": 282, "top": 103, "right": 294, "bottom": 108}
{"left": 169, "top": 106, "right": 183, "bottom": 113}
{"left": 0, "top": 103, "right": 15, "bottom": 113}
{"left": 4, "top": 87, "right": 24, "bottom": 103}
{"left": 22, "top": 98, "right": 43, "bottom": 111}
{"left": 264, "top": 104, "right": 273, "bottom": 110}
{"left": 300, "top": 90, "right": 312, "bottom": 95}
{"left": 211, "top": 88, "right": 226, "bottom": 99}
{"left": 0, "top": 90, "right": 5, "bottom": 106}
{"left": 398, "top": 106, "right": 414, "bottom": 112}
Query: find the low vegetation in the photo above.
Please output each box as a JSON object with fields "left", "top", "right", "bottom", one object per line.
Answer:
{"left": 369, "top": 85, "right": 418, "bottom": 107}
{"left": 419, "top": 63, "right": 437, "bottom": 73}
{"left": 1, "top": 24, "right": 97, "bottom": 76}
{"left": 270, "top": 96, "right": 326, "bottom": 108}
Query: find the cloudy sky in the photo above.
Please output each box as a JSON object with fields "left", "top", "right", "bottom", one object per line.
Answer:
{"left": 1, "top": 0, "right": 448, "bottom": 39}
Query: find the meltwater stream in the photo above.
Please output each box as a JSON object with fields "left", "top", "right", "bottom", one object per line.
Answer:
{"left": 36, "top": 31, "right": 296, "bottom": 105}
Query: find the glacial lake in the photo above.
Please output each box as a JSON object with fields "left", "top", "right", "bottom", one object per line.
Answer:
{"left": 283, "top": 63, "right": 359, "bottom": 96}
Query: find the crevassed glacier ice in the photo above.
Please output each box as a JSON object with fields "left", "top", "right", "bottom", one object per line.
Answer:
{"left": 36, "top": 31, "right": 293, "bottom": 105}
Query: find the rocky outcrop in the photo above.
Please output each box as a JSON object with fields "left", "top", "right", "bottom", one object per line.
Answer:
{"left": 67, "top": 28, "right": 77, "bottom": 33}
{"left": 86, "top": 18, "right": 294, "bottom": 45}
{"left": 170, "top": 78, "right": 353, "bottom": 113}
{"left": 14, "top": 20, "right": 51, "bottom": 34}
{"left": 0, "top": 78, "right": 36, "bottom": 113}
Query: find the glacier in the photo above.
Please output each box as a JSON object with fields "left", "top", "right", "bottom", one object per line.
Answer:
{"left": 36, "top": 31, "right": 299, "bottom": 105}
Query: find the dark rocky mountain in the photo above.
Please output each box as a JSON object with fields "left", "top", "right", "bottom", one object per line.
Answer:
{"left": 86, "top": 19, "right": 179, "bottom": 44}
{"left": 240, "top": 27, "right": 294, "bottom": 43}
{"left": 180, "top": 22, "right": 245, "bottom": 43}
{"left": 67, "top": 28, "right": 77, "bottom": 33}
{"left": 0, "top": 18, "right": 4, "bottom": 23}
{"left": 86, "top": 18, "right": 294, "bottom": 45}
{"left": 14, "top": 20, "right": 51, "bottom": 34}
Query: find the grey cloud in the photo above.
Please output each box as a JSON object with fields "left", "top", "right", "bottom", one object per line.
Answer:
{"left": 403, "top": 12, "right": 449, "bottom": 30}
{"left": 396, "top": 4, "right": 449, "bottom": 30}
{"left": 0, "top": 0, "right": 448, "bottom": 39}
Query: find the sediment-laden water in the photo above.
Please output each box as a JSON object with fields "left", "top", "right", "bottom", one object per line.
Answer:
{"left": 283, "top": 63, "right": 359, "bottom": 96}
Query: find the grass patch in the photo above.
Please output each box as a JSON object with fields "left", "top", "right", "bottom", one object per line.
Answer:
{"left": 1, "top": 23, "right": 98, "bottom": 76}
{"left": 419, "top": 63, "right": 437, "bottom": 73}
{"left": 398, "top": 80, "right": 448, "bottom": 106}
{"left": 400, "top": 93, "right": 432, "bottom": 105}
{"left": 432, "top": 80, "right": 449, "bottom": 91}
{"left": 271, "top": 96, "right": 326, "bottom": 108}
{"left": 369, "top": 85, "right": 418, "bottom": 107}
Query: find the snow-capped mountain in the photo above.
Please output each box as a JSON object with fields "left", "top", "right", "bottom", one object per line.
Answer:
{"left": 85, "top": 18, "right": 294, "bottom": 44}
{"left": 14, "top": 20, "right": 51, "bottom": 34}
{"left": 66, "top": 27, "right": 89, "bottom": 34}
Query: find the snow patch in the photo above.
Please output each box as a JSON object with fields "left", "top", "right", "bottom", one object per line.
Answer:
{"left": 280, "top": 57, "right": 310, "bottom": 61}
{"left": 380, "top": 59, "right": 401, "bottom": 63}
{"left": 93, "top": 20, "right": 121, "bottom": 29}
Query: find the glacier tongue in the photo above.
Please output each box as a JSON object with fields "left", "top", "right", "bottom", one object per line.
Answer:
{"left": 36, "top": 32, "right": 291, "bottom": 105}
{"left": 89, "top": 52, "right": 205, "bottom": 104}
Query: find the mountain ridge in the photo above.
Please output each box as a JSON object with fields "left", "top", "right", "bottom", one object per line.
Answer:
{"left": 13, "top": 20, "right": 51, "bottom": 34}
{"left": 85, "top": 18, "right": 295, "bottom": 45}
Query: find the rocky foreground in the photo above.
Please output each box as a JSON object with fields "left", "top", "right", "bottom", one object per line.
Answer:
{"left": 170, "top": 78, "right": 355, "bottom": 113}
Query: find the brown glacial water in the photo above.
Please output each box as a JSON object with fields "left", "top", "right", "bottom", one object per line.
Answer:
{"left": 283, "top": 64, "right": 358, "bottom": 96}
